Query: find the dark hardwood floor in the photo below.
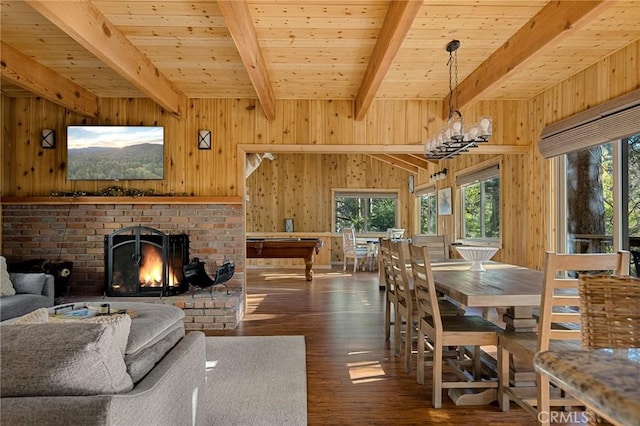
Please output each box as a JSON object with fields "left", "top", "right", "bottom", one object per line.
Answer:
{"left": 204, "top": 267, "right": 539, "bottom": 426}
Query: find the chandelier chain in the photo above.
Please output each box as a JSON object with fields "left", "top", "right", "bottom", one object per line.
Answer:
{"left": 446, "top": 45, "right": 460, "bottom": 119}
{"left": 447, "top": 53, "right": 454, "bottom": 118}
{"left": 454, "top": 48, "right": 459, "bottom": 117}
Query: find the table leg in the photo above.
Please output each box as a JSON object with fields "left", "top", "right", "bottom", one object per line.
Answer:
{"left": 502, "top": 306, "right": 537, "bottom": 387}
{"left": 502, "top": 306, "right": 536, "bottom": 332}
{"left": 304, "top": 256, "right": 313, "bottom": 281}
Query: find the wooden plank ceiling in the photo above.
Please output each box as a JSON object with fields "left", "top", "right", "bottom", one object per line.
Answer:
{"left": 2, "top": 0, "right": 639, "bottom": 171}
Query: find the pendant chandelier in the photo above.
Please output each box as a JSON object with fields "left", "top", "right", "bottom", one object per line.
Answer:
{"left": 424, "top": 40, "right": 493, "bottom": 160}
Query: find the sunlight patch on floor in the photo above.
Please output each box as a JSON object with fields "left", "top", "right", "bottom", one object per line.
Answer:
{"left": 260, "top": 272, "right": 307, "bottom": 280}
{"left": 205, "top": 360, "right": 218, "bottom": 371}
{"left": 242, "top": 313, "right": 284, "bottom": 321}
{"left": 347, "top": 360, "right": 387, "bottom": 383}
{"left": 258, "top": 271, "right": 352, "bottom": 279}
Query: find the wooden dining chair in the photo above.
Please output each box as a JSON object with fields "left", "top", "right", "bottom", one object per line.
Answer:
{"left": 410, "top": 243, "right": 501, "bottom": 408}
{"left": 389, "top": 240, "right": 416, "bottom": 373}
{"left": 411, "top": 234, "right": 450, "bottom": 261}
{"left": 389, "top": 241, "right": 465, "bottom": 374}
{"left": 379, "top": 238, "right": 398, "bottom": 341}
{"left": 497, "top": 251, "right": 630, "bottom": 425}
{"left": 341, "top": 228, "right": 369, "bottom": 273}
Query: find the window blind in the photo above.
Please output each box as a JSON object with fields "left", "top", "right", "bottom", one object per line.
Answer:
{"left": 456, "top": 164, "right": 500, "bottom": 187}
{"left": 539, "top": 89, "right": 640, "bottom": 158}
{"left": 415, "top": 185, "right": 436, "bottom": 196}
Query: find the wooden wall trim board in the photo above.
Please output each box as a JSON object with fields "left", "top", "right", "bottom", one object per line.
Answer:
{"left": 239, "top": 143, "right": 529, "bottom": 155}
{"left": 0, "top": 197, "right": 243, "bottom": 205}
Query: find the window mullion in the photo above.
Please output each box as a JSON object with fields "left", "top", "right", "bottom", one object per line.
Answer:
{"left": 480, "top": 182, "right": 486, "bottom": 238}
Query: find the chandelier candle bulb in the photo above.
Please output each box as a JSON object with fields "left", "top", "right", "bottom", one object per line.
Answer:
{"left": 479, "top": 117, "right": 493, "bottom": 137}
{"left": 451, "top": 120, "right": 463, "bottom": 138}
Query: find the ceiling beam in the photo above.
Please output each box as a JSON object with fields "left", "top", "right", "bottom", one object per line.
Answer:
{"left": 218, "top": 0, "right": 276, "bottom": 121}
{"left": 369, "top": 154, "right": 419, "bottom": 174}
{"left": 25, "top": 0, "right": 186, "bottom": 117}
{"left": 0, "top": 42, "right": 98, "bottom": 118}
{"left": 392, "top": 154, "right": 431, "bottom": 170}
{"left": 442, "top": 0, "right": 614, "bottom": 119}
{"left": 354, "top": 0, "right": 422, "bottom": 121}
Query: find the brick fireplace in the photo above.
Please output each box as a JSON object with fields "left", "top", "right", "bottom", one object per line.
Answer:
{"left": 1, "top": 197, "right": 245, "bottom": 330}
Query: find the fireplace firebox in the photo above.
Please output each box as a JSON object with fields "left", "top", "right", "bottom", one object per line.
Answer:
{"left": 105, "top": 226, "right": 189, "bottom": 296}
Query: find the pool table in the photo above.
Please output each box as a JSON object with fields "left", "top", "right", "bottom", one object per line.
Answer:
{"left": 246, "top": 238, "right": 323, "bottom": 281}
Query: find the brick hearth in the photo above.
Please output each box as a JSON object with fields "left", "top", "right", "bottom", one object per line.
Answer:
{"left": 64, "top": 292, "right": 244, "bottom": 330}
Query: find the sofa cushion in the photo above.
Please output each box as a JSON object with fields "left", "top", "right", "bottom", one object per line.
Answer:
{"left": 0, "top": 294, "right": 54, "bottom": 322}
{"left": 103, "top": 302, "right": 185, "bottom": 355}
{"left": 124, "top": 325, "right": 185, "bottom": 383}
{"left": 0, "top": 256, "right": 16, "bottom": 297}
{"left": 10, "top": 273, "right": 46, "bottom": 295}
{"left": 0, "top": 322, "right": 134, "bottom": 397}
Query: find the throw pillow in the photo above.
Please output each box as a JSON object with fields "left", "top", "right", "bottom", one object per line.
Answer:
{"left": 0, "top": 322, "right": 134, "bottom": 397}
{"left": 0, "top": 256, "right": 16, "bottom": 297}
{"left": 10, "top": 273, "right": 46, "bottom": 295}
{"left": 85, "top": 314, "right": 131, "bottom": 356}
{"left": 11, "top": 307, "right": 49, "bottom": 324}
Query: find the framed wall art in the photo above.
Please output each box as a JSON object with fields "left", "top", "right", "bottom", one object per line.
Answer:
{"left": 438, "top": 187, "right": 452, "bottom": 215}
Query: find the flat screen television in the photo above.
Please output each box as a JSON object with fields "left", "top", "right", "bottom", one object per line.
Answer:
{"left": 67, "top": 126, "right": 164, "bottom": 180}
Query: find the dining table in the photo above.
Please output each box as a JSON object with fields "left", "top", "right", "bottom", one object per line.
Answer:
{"left": 534, "top": 348, "right": 640, "bottom": 426}
{"left": 430, "top": 259, "right": 544, "bottom": 332}
{"left": 425, "top": 259, "right": 545, "bottom": 406}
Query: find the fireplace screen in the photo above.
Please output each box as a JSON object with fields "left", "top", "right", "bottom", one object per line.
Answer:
{"left": 105, "top": 226, "right": 189, "bottom": 296}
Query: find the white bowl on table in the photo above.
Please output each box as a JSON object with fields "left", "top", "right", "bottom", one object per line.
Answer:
{"left": 455, "top": 246, "right": 499, "bottom": 271}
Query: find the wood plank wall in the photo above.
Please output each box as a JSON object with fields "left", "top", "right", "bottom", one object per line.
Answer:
{"left": 2, "top": 40, "right": 638, "bottom": 271}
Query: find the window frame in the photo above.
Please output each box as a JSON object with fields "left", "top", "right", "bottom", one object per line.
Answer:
{"left": 455, "top": 161, "right": 502, "bottom": 245}
{"left": 555, "top": 137, "right": 636, "bottom": 254}
{"left": 414, "top": 184, "right": 438, "bottom": 235}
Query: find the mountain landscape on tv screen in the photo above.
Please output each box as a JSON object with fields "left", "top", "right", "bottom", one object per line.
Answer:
{"left": 67, "top": 143, "right": 164, "bottom": 180}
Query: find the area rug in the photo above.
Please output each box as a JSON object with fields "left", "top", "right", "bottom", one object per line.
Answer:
{"left": 197, "top": 335, "right": 307, "bottom": 426}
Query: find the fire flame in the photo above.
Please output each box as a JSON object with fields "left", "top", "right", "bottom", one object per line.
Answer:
{"left": 139, "top": 245, "right": 179, "bottom": 287}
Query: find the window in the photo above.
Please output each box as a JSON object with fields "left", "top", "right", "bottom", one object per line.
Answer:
{"left": 540, "top": 91, "right": 640, "bottom": 275}
{"left": 334, "top": 191, "right": 398, "bottom": 233}
{"left": 417, "top": 186, "right": 437, "bottom": 234}
{"left": 558, "top": 135, "right": 640, "bottom": 277}
{"left": 457, "top": 165, "right": 500, "bottom": 241}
